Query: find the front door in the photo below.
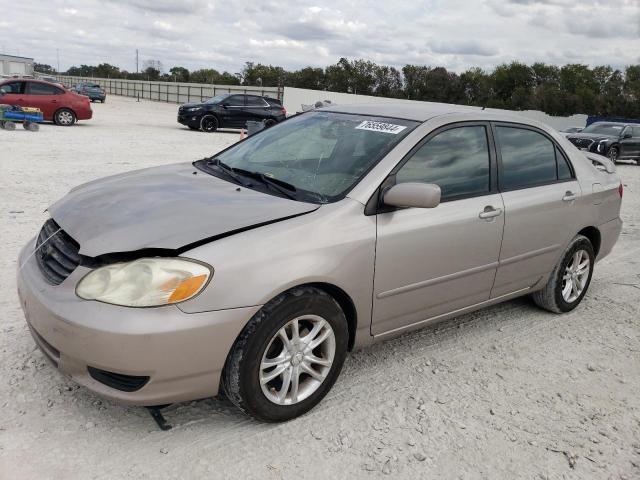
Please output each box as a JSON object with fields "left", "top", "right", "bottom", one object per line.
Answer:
{"left": 0, "top": 80, "right": 27, "bottom": 107}
{"left": 491, "top": 123, "right": 582, "bottom": 297}
{"left": 620, "top": 126, "right": 640, "bottom": 160}
{"left": 372, "top": 123, "right": 504, "bottom": 336}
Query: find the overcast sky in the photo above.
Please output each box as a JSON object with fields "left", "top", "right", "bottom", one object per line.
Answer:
{"left": 1, "top": 0, "right": 638, "bottom": 74}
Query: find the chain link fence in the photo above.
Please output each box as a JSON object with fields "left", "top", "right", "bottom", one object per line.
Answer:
{"left": 52, "top": 75, "right": 283, "bottom": 104}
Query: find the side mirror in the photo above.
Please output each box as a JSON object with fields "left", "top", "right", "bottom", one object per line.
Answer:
{"left": 383, "top": 182, "right": 441, "bottom": 209}
{"left": 221, "top": 103, "right": 229, "bottom": 108}
{"left": 623, "top": 131, "right": 632, "bottom": 139}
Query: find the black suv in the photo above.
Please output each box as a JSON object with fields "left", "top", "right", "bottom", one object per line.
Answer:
{"left": 178, "top": 93, "right": 286, "bottom": 132}
{"left": 566, "top": 122, "right": 640, "bottom": 164}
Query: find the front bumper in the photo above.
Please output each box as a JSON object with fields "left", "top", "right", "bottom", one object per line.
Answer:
{"left": 177, "top": 114, "right": 201, "bottom": 128}
{"left": 16, "top": 238, "right": 260, "bottom": 406}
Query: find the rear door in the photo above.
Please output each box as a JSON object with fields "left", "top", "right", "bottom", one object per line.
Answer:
{"left": 244, "top": 95, "right": 271, "bottom": 123}
{"left": 25, "top": 81, "right": 65, "bottom": 119}
{"left": 0, "top": 80, "right": 27, "bottom": 107}
{"left": 491, "top": 123, "right": 582, "bottom": 298}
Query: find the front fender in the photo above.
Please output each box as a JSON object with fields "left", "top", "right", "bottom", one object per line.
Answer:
{"left": 177, "top": 199, "right": 376, "bottom": 344}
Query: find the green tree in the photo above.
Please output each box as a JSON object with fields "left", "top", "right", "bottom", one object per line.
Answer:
{"left": 169, "top": 66, "right": 190, "bottom": 82}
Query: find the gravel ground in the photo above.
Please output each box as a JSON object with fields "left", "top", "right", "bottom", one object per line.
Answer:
{"left": 1, "top": 96, "right": 639, "bottom": 479}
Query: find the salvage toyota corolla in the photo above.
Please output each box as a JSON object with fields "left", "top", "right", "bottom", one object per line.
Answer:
{"left": 17, "top": 104, "right": 623, "bottom": 422}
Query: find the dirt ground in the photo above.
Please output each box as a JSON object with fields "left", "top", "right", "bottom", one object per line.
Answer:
{"left": 1, "top": 96, "right": 638, "bottom": 480}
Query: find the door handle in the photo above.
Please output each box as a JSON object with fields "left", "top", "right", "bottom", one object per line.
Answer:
{"left": 562, "top": 191, "right": 577, "bottom": 202}
{"left": 478, "top": 206, "right": 503, "bottom": 219}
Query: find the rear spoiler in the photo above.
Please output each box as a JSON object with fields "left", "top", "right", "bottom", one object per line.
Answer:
{"left": 584, "top": 152, "right": 616, "bottom": 174}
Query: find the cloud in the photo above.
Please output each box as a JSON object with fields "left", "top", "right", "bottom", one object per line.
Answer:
{"left": 430, "top": 41, "right": 498, "bottom": 57}
{"left": 0, "top": 0, "right": 637, "bottom": 75}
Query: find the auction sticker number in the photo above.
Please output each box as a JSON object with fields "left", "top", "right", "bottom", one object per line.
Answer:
{"left": 355, "top": 121, "right": 407, "bottom": 134}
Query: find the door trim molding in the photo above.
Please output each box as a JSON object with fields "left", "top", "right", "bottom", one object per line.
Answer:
{"left": 376, "top": 261, "right": 499, "bottom": 299}
{"left": 374, "top": 286, "right": 531, "bottom": 338}
{"left": 498, "top": 243, "right": 560, "bottom": 267}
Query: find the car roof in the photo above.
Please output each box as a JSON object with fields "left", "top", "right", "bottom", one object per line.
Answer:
{"left": 317, "top": 102, "right": 545, "bottom": 126}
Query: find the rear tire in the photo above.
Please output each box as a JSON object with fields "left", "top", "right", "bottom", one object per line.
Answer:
{"left": 54, "top": 108, "right": 76, "bottom": 126}
{"left": 264, "top": 118, "right": 277, "bottom": 128}
{"left": 222, "top": 286, "right": 348, "bottom": 422}
{"left": 532, "top": 235, "right": 595, "bottom": 313}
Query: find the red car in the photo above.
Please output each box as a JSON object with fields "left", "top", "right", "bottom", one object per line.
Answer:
{"left": 0, "top": 79, "right": 92, "bottom": 126}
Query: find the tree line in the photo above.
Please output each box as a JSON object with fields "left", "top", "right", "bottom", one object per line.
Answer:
{"left": 35, "top": 58, "right": 640, "bottom": 118}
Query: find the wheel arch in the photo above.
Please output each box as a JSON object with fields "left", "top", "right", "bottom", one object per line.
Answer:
{"left": 305, "top": 282, "right": 358, "bottom": 351}
{"left": 578, "top": 226, "right": 601, "bottom": 257}
{"left": 243, "top": 282, "right": 358, "bottom": 352}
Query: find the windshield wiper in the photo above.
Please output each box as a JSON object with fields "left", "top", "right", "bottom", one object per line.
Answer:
{"left": 223, "top": 166, "right": 299, "bottom": 200}
{"left": 205, "top": 158, "right": 247, "bottom": 186}
{"left": 205, "top": 159, "right": 300, "bottom": 201}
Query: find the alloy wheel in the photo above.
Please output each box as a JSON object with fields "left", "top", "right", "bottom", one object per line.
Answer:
{"left": 259, "top": 315, "right": 335, "bottom": 405}
{"left": 561, "top": 249, "right": 591, "bottom": 303}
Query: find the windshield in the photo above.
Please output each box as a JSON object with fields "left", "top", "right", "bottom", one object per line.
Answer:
{"left": 581, "top": 123, "right": 624, "bottom": 136}
{"left": 204, "top": 94, "right": 230, "bottom": 104}
{"left": 199, "top": 111, "right": 417, "bottom": 203}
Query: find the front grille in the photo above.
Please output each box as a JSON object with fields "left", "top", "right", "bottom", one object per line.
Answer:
{"left": 568, "top": 137, "right": 594, "bottom": 150}
{"left": 35, "top": 218, "right": 81, "bottom": 285}
{"left": 87, "top": 367, "right": 150, "bottom": 392}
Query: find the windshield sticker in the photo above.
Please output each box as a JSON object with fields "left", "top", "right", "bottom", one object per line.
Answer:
{"left": 355, "top": 121, "right": 407, "bottom": 134}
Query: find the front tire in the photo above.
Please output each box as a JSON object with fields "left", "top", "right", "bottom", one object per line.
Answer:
{"left": 532, "top": 235, "right": 595, "bottom": 313}
{"left": 54, "top": 108, "right": 76, "bottom": 126}
{"left": 200, "top": 115, "right": 219, "bottom": 132}
{"left": 222, "top": 286, "right": 348, "bottom": 422}
{"left": 608, "top": 146, "right": 619, "bottom": 163}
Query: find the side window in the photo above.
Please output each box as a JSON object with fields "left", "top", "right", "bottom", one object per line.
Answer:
{"left": 225, "top": 95, "right": 245, "bottom": 106}
{"left": 496, "top": 126, "right": 558, "bottom": 190}
{"left": 0, "top": 81, "right": 25, "bottom": 94}
{"left": 246, "top": 95, "right": 267, "bottom": 107}
{"left": 396, "top": 126, "right": 491, "bottom": 201}
{"left": 555, "top": 146, "right": 573, "bottom": 180}
{"left": 28, "top": 82, "right": 63, "bottom": 95}
{"left": 632, "top": 126, "right": 640, "bottom": 138}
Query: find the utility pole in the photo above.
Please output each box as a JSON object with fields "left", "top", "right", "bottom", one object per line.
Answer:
{"left": 56, "top": 49, "right": 60, "bottom": 73}
{"left": 136, "top": 49, "right": 139, "bottom": 73}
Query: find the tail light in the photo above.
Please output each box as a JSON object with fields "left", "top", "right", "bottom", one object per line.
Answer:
{"left": 618, "top": 182, "right": 623, "bottom": 198}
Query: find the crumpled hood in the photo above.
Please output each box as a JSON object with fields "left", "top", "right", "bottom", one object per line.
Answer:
{"left": 48, "top": 163, "right": 319, "bottom": 257}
